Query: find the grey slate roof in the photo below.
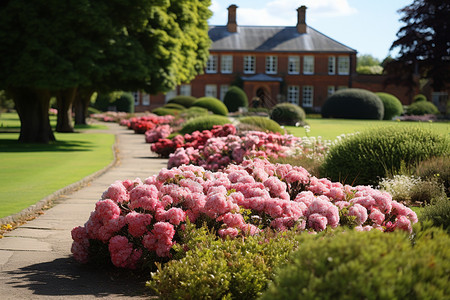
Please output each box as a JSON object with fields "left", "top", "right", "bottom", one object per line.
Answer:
{"left": 209, "top": 26, "right": 356, "bottom": 53}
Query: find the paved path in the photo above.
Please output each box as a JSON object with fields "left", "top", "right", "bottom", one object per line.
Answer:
{"left": 0, "top": 122, "right": 168, "bottom": 299}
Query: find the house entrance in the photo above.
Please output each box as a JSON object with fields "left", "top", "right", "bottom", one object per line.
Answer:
{"left": 256, "top": 87, "right": 272, "bottom": 108}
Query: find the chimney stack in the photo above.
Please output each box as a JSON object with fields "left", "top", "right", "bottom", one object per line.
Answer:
{"left": 227, "top": 5, "right": 238, "bottom": 33}
{"left": 297, "top": 5, "right": 307, "bottom": 34}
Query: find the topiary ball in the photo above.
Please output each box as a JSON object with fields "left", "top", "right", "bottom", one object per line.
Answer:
{"left": 321, "top": 88, "right": 384, "bottom": 120}
{"left": 223, "top": 86, "right": 248, "bottom": 112}
{"left": 164, "top": 103, "right": 186, "bottom": 111}
{"left": 320, "top": 126, "right": 450, "bottom": 185}
{"left": 406, "top": 101, "right": 439, "bottom": 116}
{"left": 413, "top": 94, "right": 427, "bottom": 103}
{"left": 376, "top": 92, "right": 403, "bottom": 120}
{"left": 238, "top": 116, "right": 284, "bottom": 134}
{"left": 152, "top": 107, "right": 180, "bottom": 116}
{"left": 270, "top": 103, "right": 306, "bottom": 126}
{"left": 192, "top": 97, "right": 229, "bottom": 116}
{"left": 167, "top": 95, "right": 197, "bottom": 108}
{"left": 179, "top": 115, "right": 231, "bottom": 134}
{"left": 115, "top": 92, "right": 134, "bottom": 113}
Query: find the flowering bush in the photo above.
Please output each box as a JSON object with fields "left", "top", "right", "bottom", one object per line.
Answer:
{"left": 91, "top": 111, "right": 130, "bottom": 122}
{"left": 71, "top": 158, "right": 418, "bottom": 271}
{"left": 119, "top": 114, "right": 175, "bottom": 134}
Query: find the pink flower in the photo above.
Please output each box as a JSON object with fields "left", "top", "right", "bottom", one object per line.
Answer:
{"left": 395, "top": 215, "right": 412, "bottom": 233}
{"left": 164, "top": 207, "right": 186, "bottom": 225}
{"left": 308, "top": 213, "right": 328, "bottom": 231}
{"left": 71, "top": 241, "right": 89, "bottom": 264}
{"left": 240, "top": 223, "right": 260, "bottom": 235}
{"left": 264, "top": 176, "right": 287, "bottom": 198}
{"left": 102, "top": 180, "right": 130, "bottom": 203}
{"left": 95, "top": 199, "right": 121, "bottom": 222}
{"left": 218, "top": 227, "right": 239, "bottom": 239}
{"left": 348, "top": 203, "right": 368, "bottom": 225}
{"left": 369, "top": 208, "right": 385, "bottom": 225}
{"left": 108, "top": 235, "right": 142, "bottom": 269}
{"left": 217, "top": 213, "right": 245, "bottom": 228}
{"left": 125, "top": 211, "right": 152, "bottom": 237}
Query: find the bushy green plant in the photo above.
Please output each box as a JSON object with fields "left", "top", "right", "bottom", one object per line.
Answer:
{"left": 406, "top": 101, "right": 439, "bottom": 115}
{"left": 376, "top": 92, "right": 403, "bottom": 120}
{"left": 261, "top": 226, "right": 450, "bottom": 300}
{"left": 321, "top": 88, "right": 384, "bottom": 120}
{"left": 163, "top": 103, "right": 186, "bottom": 111}
{"left": 115, "top": 92, "right": 134, "bottom": 113}
{"left": 167, "top": 95, "right": 196, "bottom": 108}
{"left": 192, "top": 97, "right": 229, "bottom": 116}
{"left": 421, "top": 199, "right": 450, "bottom": 232}
{"left": 320, "top": 126, "right": 450, "bottom": 185}
{"left": 179, "top": 106, "right": 209, "bottom": 120}
{"left": 270, "top": 103, "right": 306, "bottom": 126}
{"left": 239, "top": 116, "right": 284, "bottom": 134}
{"left": 414, "top": 156, "right": 450, "bottom": 196}
{"left": 148, "top": 224, "right": 299, "bottom": 300}
{"left": 152, "top": 107, "right": 180, "bottom": 116}
{"left": 223, "top": 86, "right": 248, "bottom": 112}
{"left": 93, "top": 92, "right": 114, "bottom": 112}
{"left": 410, "top": 179, "right": 447, "bottom": 205}
{"left": 87, "top": 106, "right": 102, "bottom": 116}
{"left": 179, "top": 115, "right": 230, "bottom": 134}
{"left": 413, "top": 94, "right": 427, "bottom": 102}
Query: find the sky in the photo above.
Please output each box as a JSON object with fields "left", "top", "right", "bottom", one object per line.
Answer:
{"left": 208, "top": 0, "right": 413, "bottom": 61}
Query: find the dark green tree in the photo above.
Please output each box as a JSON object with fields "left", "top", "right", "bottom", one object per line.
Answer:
{"left": 386, "top": 0, "right": 450, "bottom": 92}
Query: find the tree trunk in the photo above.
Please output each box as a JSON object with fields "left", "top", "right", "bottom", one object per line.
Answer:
{"left": 74, "top": 88, "right": 94, "bottom": 125}
{"left": 11, "top": 87, "right": 55, "bottom": 143}
{"left": 56, "top": 87, "right": 77, "bottom": 132}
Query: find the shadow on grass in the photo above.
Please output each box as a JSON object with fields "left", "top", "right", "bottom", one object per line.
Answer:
{"left": 0, "top": 139, "right": 96, "bottom": 153}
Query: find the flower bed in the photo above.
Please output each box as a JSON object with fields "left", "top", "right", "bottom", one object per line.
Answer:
{"left": 71, "top": 158, "right": 418, "bottom": 270}
{"left": 120, "top": 114, "right": 175, "bottom": 134}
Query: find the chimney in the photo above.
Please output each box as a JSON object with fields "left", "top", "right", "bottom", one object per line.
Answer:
{"left": 227, "top": 5, "right": 238, "bottom": 33}
{"left": 297, "top": 5, "right": 307, "bottom": 34}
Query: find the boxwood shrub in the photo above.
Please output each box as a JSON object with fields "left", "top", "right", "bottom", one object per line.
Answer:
{"left": 413, "top": 94, "right": 427, "bottom": 102}
{"left": 178, "top": 115, "right": 231, "bottom": 134}
{"left": 167, "top": 95, "right": 196, "bottom": 108}
{"left": 321, "top": 88, "right": 384, "bottom": 120}
{"left": 223, "top": 86, "right": 248, "bottom": 112}
{"left": 421, "top": 198, "right": 450, "bottom": 232}
{"left": 270, "top": 102, "right": 305, "bottom": 126}
{"left": 406, "top": 101, "right": 439, "bottom": 115}
{"left": 239, "top": 116, "right": 284, "bottom": 134}
{"left": 261, "top": 226, "right": 450, "bottom": 300}
{"left": 376, "top": 92, "right": 403, "bottom": 120}
{"left": 320, "top": 126, "right": 450, "bottom": 185}
{"left": 192, "top": 97, "right": 229, "bottom": 116}
{"left": 152, "top": 107, "right": 180, "bottom": 116}
{"left": 163, "top": 103, "right": 186, "bottom": 111}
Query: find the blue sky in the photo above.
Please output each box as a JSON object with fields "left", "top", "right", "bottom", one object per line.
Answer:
{"left": 208, "top": 0, "right": 412, "bottom": 61}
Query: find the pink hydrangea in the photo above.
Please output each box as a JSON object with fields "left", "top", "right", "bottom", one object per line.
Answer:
{"left": 369, "top": 208, "right": 385, "bottom": 225}
{"left": 102, "top": 181, "right": 129, "bottom": 203}
{"left": 217, "top": 213, "right": 245, "bottom": 228}
{"left": 218, "top": 227, "right": 239, "bottom": 239}
{"left": 126, "top": 211, "right": 152, "bottom": 237}
{"left": 395, "top": 215, "right": 412, "bottom": 233}
{"left": 163, "top": 207, "right": 186, "bottom": 225}
{"left": 108, "top": 235, "right": 142, "bottom": 269}
{"left": 348, "top": 203, "right": 368, "bottom": 225}
{"left": 308, "top": 213, "right": 328, "bottom": 231}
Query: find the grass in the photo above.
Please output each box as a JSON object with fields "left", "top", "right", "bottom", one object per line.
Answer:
{"left": 286, "top": 118, "right": 450, "bottom": 140}
{"left": 0, "top": 113, "right": 114, "bottom": 219}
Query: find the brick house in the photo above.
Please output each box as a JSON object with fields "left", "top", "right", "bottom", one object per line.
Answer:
{"left": 134, "top": 5, "right": 417, "bottom": 113}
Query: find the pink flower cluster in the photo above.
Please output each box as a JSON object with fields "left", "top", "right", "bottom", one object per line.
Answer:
{"left": 91, "top": 111, "right": 129, "bottom": 122}
{"left": 71, "top": 158, "right": 418, "bottom": 270}
{"left": 145, "top": 125, "right": 172, "bottom": 143}
{"left": 119, "top": 114, "right": 175, "bottom": 134}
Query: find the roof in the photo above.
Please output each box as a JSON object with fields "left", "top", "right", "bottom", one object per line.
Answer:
{"left": 208, "top": 26, "right": 356, "bottom": 53}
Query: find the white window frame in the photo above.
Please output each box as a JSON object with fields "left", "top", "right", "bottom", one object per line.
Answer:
{"left": 165, "top": 90, "right": 177, "bottom": 103}
{"left": 328, "top": 56, "right": 336, "bottom": 75}
{"left": 287, "top": 86, "right": 300, "bottom": 105}
{"left": 327, "top": 86, "right": 335, "bottom": 97}
{"left": 206, "top": 55, "right": 218, "bottom": 73}
{"left": 338, "top": 56, "right": 350, "bottom": 75}
{"left": 142, "top": 94, "right": 150, "bottom": 106}
{"left": 303, "top": 56, "right": 314, "bottom": 75}
{"left": 221, "top": 55, "right": 233, "bottom": 74}
{"left": 288, "top": 56, "right": 300, "bottom": 74}
{"left": 220, "top": 85, "right": 229, "bottom": 101}
{"left": 265, "top": 55, "right": 278, "bottom": 74}
{"left": 302, "top": 86, "right": 314, "bottom": 107}
{"left": 205, "top": 84, "right": 217, "bottom": 98}
{"left": 244, "top": 55, "right": 256, "bottom": 74}
{"left": 180, "top": 84, "right": 191, "bottom": 96}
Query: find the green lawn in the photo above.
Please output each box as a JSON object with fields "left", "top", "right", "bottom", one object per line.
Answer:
{"left": 0, "top": 113, "right": 114, "bottom": 219}
{"left": 286, "top": 118, "right": 450, "bottom": 140}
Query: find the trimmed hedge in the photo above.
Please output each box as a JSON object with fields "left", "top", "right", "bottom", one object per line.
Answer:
{"left": 270, "top": 103, "right": 306, "bottom": 126}
{"left": 320, "top": 126, "right": 450, "bottom": 185}
{"left": 152, "top": 107, "right": 180, "bottom": 116}
{"left": 239, "top": 116, "right": 284, "bottom": 134}
{"left": 163, "top": 103, "right": 186, "bottom": 111}
{"left": 422, "top": 199, "right": 450, "bottom": 233}
{"left": 192, "top": 97, "right": 229, "bottom": 116}
{"left": 413, "top": 94, "right": 427, "bottom": 102}
{"left": 178, "top": 115, "right": 230, "bottom": 134}
{"left": 223, "top": 86, "right": 248, "bottom": 112}
{"left": 115, "top": 93, "right": 134, "bottom": 113}
{"left": 167, "top": 95, "right": 196, "bottom": 108}
{"left": 321, "top": 88, "right": 384, "bottom": 120}
{"left": 262, "top": 226, "right": 450, "bottom": 300}
{"left": 406, "top": 101, "right": 439, "bottom": 115}
{"left": 376, "top": 92, "right": 403, "bottom": 120}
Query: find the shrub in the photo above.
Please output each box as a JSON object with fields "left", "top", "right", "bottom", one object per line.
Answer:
{"left": 321, "top": 88, "right": 384, "bottom": 120}
{"left": 378, "top": 175, "right": 422, "bottom": 203}
{"left": 414, "top": 156, "right": 450, "bottom": 196}
{"left": 115, "top": 93, "right": 134, "bottom": 113}
{"left": 270, "top": 103, "right": 306, "bottom": 126}
{"left": 167, "top": 95, "right": 196, "bottom": 108}
{"left": 413, "top": 94, "right": 427, "bottom": 102}
{"left": 410, "top": 179, "right": 447, "bottom": 205}
{"left": 376, "top": 92, "right": 403, "bottom": 120}
{"left": 421, "top": 199, "right": 450, "bottom": 232}
{"left": 261, "top": 226, "right": 450, "bottom": 300}
{"left": 148, "top": 224, "right": 299, "bottom": 299}
{"left": 93, "top": 92, "right": 114, "bottom": 112}
{"left": 320, "top": 126, "right": 450, "bottom": 185}
{"left": 223, "top": 86, "right": 248, "bottom": 112}
{"left": 179, "top": 106, "right": 209, "bottom": 119}
{"left": 406, "top": 101, "right": 439, "bottom": 115}
{"left": 192, "top": 97, "right": 229, "bottom": 116}
{"left": 87, "top": 106, "right": 102, "bottom": 116}
{"left": 152, "top": 107, "right": 180, "bottom": 116}
{"left": 238, "top": 116, "right": 284, "bottom": 134}
{"left": 178, "top": 115, "right": 230, "bottom": 134}
{"left": 163, "top": 103, "right": 186, "bottom": 111}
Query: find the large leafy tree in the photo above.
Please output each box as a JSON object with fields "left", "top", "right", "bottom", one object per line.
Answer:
{"left": 386, "top": 0, "right": 450, "bottom": 92}
{"left": 0, "top": 0, "right": 211, "bottom": 142}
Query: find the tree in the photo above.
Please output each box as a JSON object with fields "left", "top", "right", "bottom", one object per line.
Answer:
{"left": 0, "top": 0, "right": 212, "bottom": 142}
{"left": 386, "top": 0, "right": 450, "bottom": 91}
{"left": 356, "top": 54, "right": 383, "bottom": 74}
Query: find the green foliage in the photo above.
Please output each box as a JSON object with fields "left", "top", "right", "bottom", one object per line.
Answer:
{"left": 262, "top": 226, "right": 450, "bottom": 300}
{"left": 414, "top": 156, "right": 450, "bottom": 196}
{"left": 167, "top": 95, "right": 196, "bottom": 108}
{"left": 163, "top": 103, "right": 186, "bottom": 111}
{"left": 87, "top": 106, "right": 102, "bottom": 116}
{"left": 239, "top": 116, "right": 284, "bottom": 134}
{"left": 376, "top": 92, "right": 403, "bottom": 120}
{"left": 413, "top": 94, "right": 427, "bottom": 102}
{"left": 356, "top": 65, "right": 383, "bottom": 74}
{"left": 270, "top": 103, "right": 306, "bottom": 126}
{"left": 406, "top": 101, "right": 439, "bottom": 115}
{"left": 421, "top": 199, "right": 450, "bottom": 233}
{"left": 115, "top": 93, "right": 134, "bottom": 113}
{"left": 179, "top": 115, "right": 230, "bottom": 134}
{"left": 357, "top": 54, "right": 381, "bottom": 67}
{"left": 152, "top": 107, "right": 180, "bottom": 116}
{"left": 148, "top": 224, "right": 299, "bottom": 300}
{"left": 93, "top": 93, "right": 114, "bottom": 112}
{"left": 321, "top": 88, "right": 384, "bottom": 120}
{"left": 0, "top": 90, "right": 14, "bottom": 111}
{"left": 192, "top": 97, "right": 229, "bottom": 116}
{"left": 410, "top": 178, "right": 447, "bottom": 205}
{"left": 320, "top": 126, "right": 450, "bottom": 185}
{"left": 223, "top": 86, "right": 248, "bottom": 112}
